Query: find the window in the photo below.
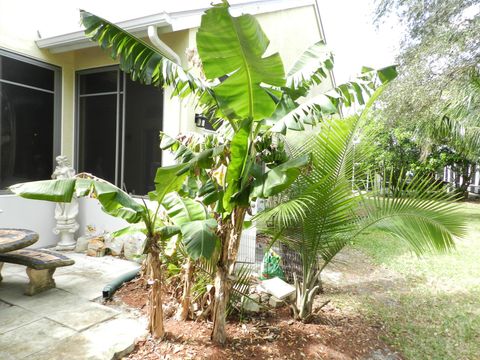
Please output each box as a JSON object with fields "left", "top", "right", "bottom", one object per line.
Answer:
{"left": 0, "top": 50, "right": 60, "bottom": 190}
{"left": 77, "top": 67, "right": 163, "bottom": 195}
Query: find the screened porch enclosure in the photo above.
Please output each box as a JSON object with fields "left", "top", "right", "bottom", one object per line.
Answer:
{"left": 77, "top": 67, "right": 164, "bottom": 195}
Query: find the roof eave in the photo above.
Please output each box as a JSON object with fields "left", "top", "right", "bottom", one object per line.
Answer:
{"left": 36, "top": 0, "right": 315, "bottom": 54}
{"left": 36, "top": 12, "right": 172, "bottom": 54}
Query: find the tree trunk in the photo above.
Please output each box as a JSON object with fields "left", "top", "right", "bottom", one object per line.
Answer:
{"left": 147, "top": 248, "right": 165, "bottom": 339}
{"left": 176, "top": 257, "right": 194, "bottom": 321}
{"left": 211, "top": 207, "right": 247, "bottom": 345}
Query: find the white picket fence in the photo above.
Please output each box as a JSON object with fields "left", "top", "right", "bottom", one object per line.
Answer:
{"left": 442, "top": 165, "right": 480, "bottom": 193}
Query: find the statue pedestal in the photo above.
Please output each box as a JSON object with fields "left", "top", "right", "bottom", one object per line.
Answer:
{"left": 53, "top": 221, "right": 78, "bottom": 251}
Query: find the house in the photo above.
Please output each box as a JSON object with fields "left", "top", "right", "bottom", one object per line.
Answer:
{"left": 0, "top": 0, "right": 334, "bottom": 249}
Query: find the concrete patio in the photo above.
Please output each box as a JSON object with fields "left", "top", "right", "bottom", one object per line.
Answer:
{"left": 0, "top": 253, "right": 146, "bottom": 360}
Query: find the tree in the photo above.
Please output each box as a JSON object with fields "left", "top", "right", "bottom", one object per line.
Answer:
{"left": 12, "top": 1, "right": 396, "bottom": 344}
{"left": 373, "top": 0, "right": 480, "bottom": 190}
{"left": 257, "top": 90, "right": 466, "bottom": 321}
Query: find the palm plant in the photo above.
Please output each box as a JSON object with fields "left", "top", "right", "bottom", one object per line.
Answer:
{"left": 256, "top": 92, "right": 466, "bottom": 321}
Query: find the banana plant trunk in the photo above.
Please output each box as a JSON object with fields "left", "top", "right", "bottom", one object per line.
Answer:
{"left": 211, "top": 207, "right": 247, "bottom": 345}
{"left": 146, "top": 244, "right": 165, "bottom": 338}
{"left": 176, "top": 257, "right": 195, "bottom": 321}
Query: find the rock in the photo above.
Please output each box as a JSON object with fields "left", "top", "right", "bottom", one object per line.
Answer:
{"left": 163, "top": 303, "right": 176, "bottom": 318}
{"left": 87, "top": 237, "right": 106, "bottom": 257}
{"left": 259, "top": 293, "right": 270, "bottom": 303}
{"left": 363, "top": 349, "right": 402, "bottom": 360}
{"left": 268, "top": 296, "right": 283, "bottom": 308}
{"left": 75, "top": 236, "right": 90, "bottom": 252}
{"left": 260, "top": 277, "right": 295, "bottom": 300}
{"left": 256, "top": 284, "right": 266, "bottom": 293}
{"left": 123, "top": 234, "right": 146, "bottom": 263}
{"left": 105, "top": 235, "right": 124, "bottom": 256}
{"left": 242, "top": 294, "right": 261, "bottom": 312}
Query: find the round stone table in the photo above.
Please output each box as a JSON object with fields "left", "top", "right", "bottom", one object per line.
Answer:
{"left": 0, "top": 229, "right": 39, "bottom": 253}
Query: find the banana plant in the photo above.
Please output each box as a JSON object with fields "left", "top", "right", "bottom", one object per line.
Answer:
{"left": 10, "top": 165, "right": 219, "bottom": 338}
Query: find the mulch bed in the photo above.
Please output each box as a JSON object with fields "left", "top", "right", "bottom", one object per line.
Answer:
{"left": 112, "top": 278, "right": 399, "bottom": 359}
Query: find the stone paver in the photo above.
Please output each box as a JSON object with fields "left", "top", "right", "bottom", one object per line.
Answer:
{"left": 45, "top": 300, "right": 119, "bottom": 331}
{"left": 0, "top": 286, "right": 79, "bottom": 312}
{"left": 0, "top": 253, "right": 144, "bottom": 360}
{"left": 55, "top": 271, "right": 120, "bottom": 301}
{"left": 0, "top": 318, "right": 75, "bottom": 359}
{"left": 30, "top": 315, "right": 147, "bottom": 360}
{"left": 0, "top": 299, "right": 11, "bottom": 309}
{"left": 0, "top": 305, "right": 42, "bottom": 334}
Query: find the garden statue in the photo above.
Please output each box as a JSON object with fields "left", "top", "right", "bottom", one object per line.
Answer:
{"left": 52, "top": 155, "right": 79, "bottom": 250}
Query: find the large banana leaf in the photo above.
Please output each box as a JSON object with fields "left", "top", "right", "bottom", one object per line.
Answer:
{"left": 180, "top": 219, "right": 218, "bottom": 260}
{"left": 252, "top": 154, "right": 310, "bottom": 198}
{"left": 9, "top": 179, "right": 76, "bottom": 203}
{"left": 148, "top": 163, "right": 189, "bottom": 204}
{"left": 80, "top": 11, "right": 208, "bottom": 99}
{"left": 196, "top": 1, "right": 285, "bottom": 121}
{"left": 10, "top": 178, "right": 145, "bottom": 223}
{"left": 163, "top": 192, "right": 208, "bottom": 225}
{"left": 223, "top": 118, "right": 252, "bottom": 212}
{"left": 162, "top": 192, "right": 218, "bottom": 259}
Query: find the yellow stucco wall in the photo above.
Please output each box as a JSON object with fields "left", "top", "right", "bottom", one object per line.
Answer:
{"left": 0, "top": 3, "right": 332, "bottom": 168}
{"left": 255, "top": 5, "right": 334, "bottom": 93}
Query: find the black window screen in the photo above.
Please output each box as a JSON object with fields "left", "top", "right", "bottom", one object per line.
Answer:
{"left": 77, "top": 68, "right": 163, "bottom": 194}
{"left": 0, "top": 53, "right": 57, "bottom": 189}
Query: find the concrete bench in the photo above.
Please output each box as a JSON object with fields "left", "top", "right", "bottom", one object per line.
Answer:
{"left": 0, "top": 249, "right": 74, "bottom": 295}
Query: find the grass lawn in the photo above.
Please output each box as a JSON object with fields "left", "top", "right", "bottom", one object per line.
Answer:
{"left": 353, "top": 201, "right": 480, "bottom": 360}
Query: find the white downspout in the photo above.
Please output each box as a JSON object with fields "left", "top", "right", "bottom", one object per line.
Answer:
{"left": 147, "top": 26, "right": 181, "bottom": 65}
{"left": 147, "top": 25, "right": 183, "bottom": 166}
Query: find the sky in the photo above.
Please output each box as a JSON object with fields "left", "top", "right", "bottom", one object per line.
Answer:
{"left": 316, "top": 0, "right": 403, "bottom": 84}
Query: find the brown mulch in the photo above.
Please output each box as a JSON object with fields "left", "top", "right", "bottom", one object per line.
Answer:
{"left": 113, "top": 278, "right": 399, "bottom": 360}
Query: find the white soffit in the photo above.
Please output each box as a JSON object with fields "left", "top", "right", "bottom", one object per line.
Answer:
{"left": 36, "top": 0, "right": 315, "bottom": 54}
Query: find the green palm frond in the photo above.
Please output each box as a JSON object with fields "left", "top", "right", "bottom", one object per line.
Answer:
{"left": 285, "top": 41, "right": 334, "bottom": 97}
{"left": 229, "top": 264, "right": 256, "bottom": 315}
{"left": 258, "top": 115, "right": 362, "bottom": 275}
{"left": 270, "top": 66, "right": 397, "bottom": 135}
{"left": 254, "top": 195, "right": 315, "bottom": 229}
{"left": 80, "top": 11, "right": 211, "bottom": 100}
{"left": 356, "top": 174, "right": 465, "bottom": 254}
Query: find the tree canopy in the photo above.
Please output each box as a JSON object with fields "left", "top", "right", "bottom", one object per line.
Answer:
{"left": 370, "top": 0, "right": 480, "bottom": 190}
{"left": 374, "top": 0, "right": 479, "bottom": 129}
